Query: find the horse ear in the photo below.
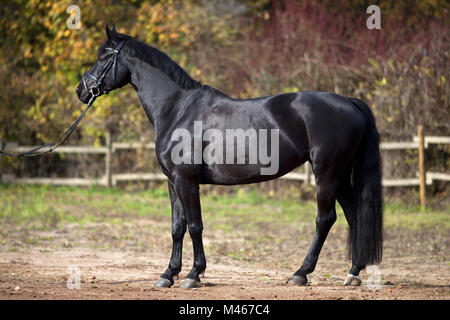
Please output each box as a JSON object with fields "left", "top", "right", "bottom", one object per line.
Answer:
{"left": 105, "top": 24, "right": 112, "bottom": 40}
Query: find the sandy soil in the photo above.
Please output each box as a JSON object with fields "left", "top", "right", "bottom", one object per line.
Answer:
{"left": 0, "top": 216, "right": 449, "bottom": 300}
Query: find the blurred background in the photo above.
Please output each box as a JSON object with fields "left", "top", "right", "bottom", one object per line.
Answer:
{"left": 0, "top": 0, "right": 449, "bottom": 206}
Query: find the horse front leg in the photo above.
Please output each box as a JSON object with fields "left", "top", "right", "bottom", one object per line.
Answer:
{"left": 173, "top": 180, "right": 206, "bottom": 289}
{"left": 154, "top": 182, "right": 187, "bottom": 287}
{"left": 337, "top": 178, "right": 365, "bottom": 286}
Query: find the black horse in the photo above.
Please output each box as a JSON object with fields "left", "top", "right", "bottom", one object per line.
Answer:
{"left": 77, "top": 26, "right": 383, "bottom": 289}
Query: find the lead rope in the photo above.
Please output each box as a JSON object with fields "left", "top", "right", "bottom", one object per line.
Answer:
{"left": 0, "top": 95, "right": 96, "bottom": 157}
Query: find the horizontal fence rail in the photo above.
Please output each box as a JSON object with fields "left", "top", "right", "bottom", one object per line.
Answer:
{"left": 1, "top": 130, "right": 449, "bottom": 194}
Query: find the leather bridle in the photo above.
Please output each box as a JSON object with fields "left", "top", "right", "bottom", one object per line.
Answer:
{"left": 0, "top": 40, "right": 126, "bottom": 157}
{"left": 82, "top": 40, "right": 126, "bottom": 97}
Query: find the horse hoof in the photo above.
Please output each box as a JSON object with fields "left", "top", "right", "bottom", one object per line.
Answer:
{"left": 153, "top": 278, "right": 172, "bottom": 288}
{"left": 180, "top": 278, "right": 200, "bottom": 289}
{"left": 289, "top": 275, "right": 308, "bottom": 286}
{"left": 343, "top": 273, "right": 362, "bottom": 286}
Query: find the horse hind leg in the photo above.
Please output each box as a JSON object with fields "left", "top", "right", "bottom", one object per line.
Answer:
{"left": 289, "top": 171, "right": 338, "bottom": 286}
{"left": 336, "top": 172, "right": 365, "bottom": 286}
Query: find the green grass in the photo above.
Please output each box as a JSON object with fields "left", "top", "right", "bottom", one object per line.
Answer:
{"left": 0, "top": 183, "right": 170, "bottom": 229}
{"left": 0, "top": 183, "right": 448, "bottom": 234}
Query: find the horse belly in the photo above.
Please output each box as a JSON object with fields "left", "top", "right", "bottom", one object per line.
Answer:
{"left": 200, "top": 151, "right": 306, "bottom": 185}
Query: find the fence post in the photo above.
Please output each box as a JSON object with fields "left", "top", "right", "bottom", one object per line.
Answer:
{"left": 304, "top": 162, "right": 312, "bottom": 186}
{"left": 418, "top": 125, "right": 426, "bottom": 209}
{"left": 105, "top": 130, "right": 112, "bottom": 187}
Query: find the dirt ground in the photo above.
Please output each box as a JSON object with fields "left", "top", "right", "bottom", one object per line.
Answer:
{"left": 0, "top": 214, "right": 449, "bottom": 300}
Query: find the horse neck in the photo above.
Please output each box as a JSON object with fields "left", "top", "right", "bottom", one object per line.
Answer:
{"left": 126, "top": 56, "right": 185, "bottom": 133}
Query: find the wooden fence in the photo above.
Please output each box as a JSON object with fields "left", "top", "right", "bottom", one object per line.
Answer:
{"left": 1, "top": 127, "right": 449, "bottom": 207}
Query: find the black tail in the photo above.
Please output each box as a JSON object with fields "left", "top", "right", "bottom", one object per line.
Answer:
{"left": 349, "top": 98, "right": 383, "bottom": 266}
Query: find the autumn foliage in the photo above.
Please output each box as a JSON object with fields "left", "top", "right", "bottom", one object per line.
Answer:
{"left": 0, "top": 0, "right": 448, "bottom": 193}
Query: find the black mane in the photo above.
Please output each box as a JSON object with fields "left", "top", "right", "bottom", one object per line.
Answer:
{"left": 113, "top": 33, "right": 201, "bottom": 90}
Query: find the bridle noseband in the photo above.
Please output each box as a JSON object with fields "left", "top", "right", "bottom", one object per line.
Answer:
{"left": 82, "top": 40, "right": 126, "bottom": 97}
